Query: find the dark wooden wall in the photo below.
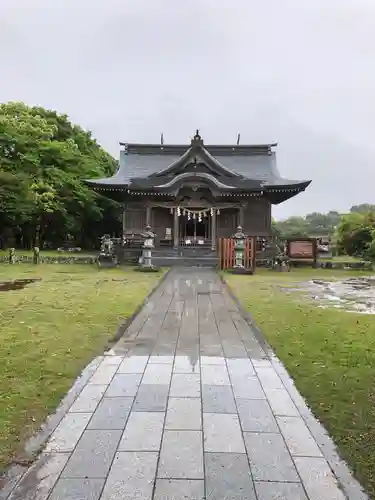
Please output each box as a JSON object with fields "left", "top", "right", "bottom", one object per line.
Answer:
{"left": 217, "top": 209, "right": 238, "bottom": 238}
{"left": 242, "top": 199, "right": 271, "bottom": 236}
{"left": 152, "top": 207, "right": 173, "bottom": 241}
{"left": 124, "top": 203, "right": 146, "bottom": 232}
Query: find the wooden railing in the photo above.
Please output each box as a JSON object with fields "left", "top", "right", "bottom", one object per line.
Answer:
{"left": 218, "top": 237, "right": 256, "bottom": 270}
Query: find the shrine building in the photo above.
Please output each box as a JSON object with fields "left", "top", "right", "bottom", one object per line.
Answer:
{"left": 85, "top": 131, "right": 311, "bottom": 251}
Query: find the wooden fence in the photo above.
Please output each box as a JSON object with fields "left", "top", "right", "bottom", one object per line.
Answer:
{"left": 218, "top": 237, "right": 256, "bottom": 270}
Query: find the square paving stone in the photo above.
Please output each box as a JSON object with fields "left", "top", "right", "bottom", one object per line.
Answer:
{"left": 199, "top": 345, "right": 224, "bottom": 357}
{"left": 45, "top": 413, "right": 91, "bottom": 453}
{"left": 87, "top": 397, "right": 133, "bottom": 430}
{"left": 201, "top": 365, "right": 230, "bottom": 385}
{"left": 255, "top": 481, "right": 308, "bottom": 500}
{"left": 200, "top": 356, "right": 226, "bottom": 365}
{"left": 154, "top": 479, "right": 205, "bottom": 500}
{"left": 277, "top": 416, "right": 323, "bottom": 457}
{"left": 119, "top": 412, "right": 164, "bottom": 451}
{"left": 244, "top": 432, "right": 300, "bottom": 482}
{"left": 294, "top": 456, "right": 347, "bottom": 500}
{"left": 237, "top": 399, "right": 279, "bottom": 433}
{"left": 173, "top": 355, "right": 200, "bottom": 373}
{"left": 133, "top": 384, "right": 169, "bottom": 411}
{"left": 61, "top": 430, "right": 122, "bottom": 479}
{"left": 227, "top": 358, "right": 255, "bottom": 378}
{"left": 231, "top": 376, "right": 266, "bottom": 399}
{"left": 100, "top": 355, "right": 124, "bottom": 367}
{"left": 251, "top": 359, "right": 273, "bottom": 368}
{"left": 48, "top": 478, "right": 104, "bottom": 500}
{"left": 222, "top": 346, "right": 248, "bottom": 358}
{"left": 141, "top": 363, "right": 172, "bottom": 385}
{"left": 263, "top": 388, "right": 300, "bottom": 416}
{"left": 203, "top": 413, "right": 245, "bottom": 453}
{"left": 237, "top": 399, "right": 278, "bottom": 432}
{"left": 100, "top": 451, "right": 158, "bottom": 500}
{"left": 117, "top": 356, "right": 149, "bottom": 373}
{"left": 202, "top": 385, "right": 237, "bottom": 413}
{"left": 255, "top": 367, "right": 284, "bottom": 390}
{"left": 8, "top": 452, "right": 71, "bottom": 500}
{"left": 149, "top": 355, "right": 175, "bottom": 363}
{"left": 151, "top": 344, "right": 177, "bottom": 356}
{"left": 69, "top": 384, "right": 107, "bottom": 413}
{"left": 89, "top": 364, "right": 118, "bottom": 385}
{"left": 105, "top": 374, "right": 142, "bottom": 398}
{"left": 165, "top": 397, "right": 202, "bottom": 430}
{"left": 205, "top": 453, "right": 256, "bottom": 500}
{"left": 158, "top": 430, "right": 204, "bottom": 479}
{"left": 170, "top": 374, "right": 201, "bottom": 397}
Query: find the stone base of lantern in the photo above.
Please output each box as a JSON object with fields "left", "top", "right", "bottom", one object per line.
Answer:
{"left": 98, "top": 253, "right": 118, "bottom": 268}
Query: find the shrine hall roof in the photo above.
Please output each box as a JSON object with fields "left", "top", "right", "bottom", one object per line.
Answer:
{"left": 86, "top": 142, "right": 310, "bottom": 190}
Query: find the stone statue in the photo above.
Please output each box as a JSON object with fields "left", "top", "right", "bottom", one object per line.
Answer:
{"left": 100, "top": 235, "right": 113, "bottom": 255}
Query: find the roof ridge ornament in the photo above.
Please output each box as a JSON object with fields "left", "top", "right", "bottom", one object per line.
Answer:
{"left": 191, "top": 129, "right": 203, "bottom": 147}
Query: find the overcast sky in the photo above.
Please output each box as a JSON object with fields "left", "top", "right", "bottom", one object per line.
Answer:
{"left": 1, "top": 0, "right": 374, "bottom": 219}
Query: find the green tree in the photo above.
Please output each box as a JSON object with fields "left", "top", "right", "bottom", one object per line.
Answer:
{"left": 272, "top": 216, "right": 309, "bottom": 238}
{"left": 336, "top": 211, "right": 375, "bottom": 257}
{"left": 0, "top": 101, "right": 120, "bottom": 249}
{"left": 350, "top": 204, "right": 375, "bottom": 214}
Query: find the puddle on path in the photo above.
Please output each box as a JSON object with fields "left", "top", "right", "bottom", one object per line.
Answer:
{"left": 288, "top": 276, "right": 375, "bottom": 314}
{"left": 0, "top": 278, "right": 41, "bottom": 292}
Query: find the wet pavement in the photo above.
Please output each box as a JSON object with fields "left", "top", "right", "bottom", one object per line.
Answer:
{"left": 1, "top": 268, "right": 368, "bottom": 500}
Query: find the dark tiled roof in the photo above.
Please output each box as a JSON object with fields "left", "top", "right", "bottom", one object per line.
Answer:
{"left": 85, "top": 143, "right": 310, "bottom": 189}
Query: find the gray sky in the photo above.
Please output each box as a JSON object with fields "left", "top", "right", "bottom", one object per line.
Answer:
{"left": 1, "top": 0, "right": 375, "bottom": 219}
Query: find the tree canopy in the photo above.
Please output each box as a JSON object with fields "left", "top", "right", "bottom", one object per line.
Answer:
{"left": 336, "top": 211, "right": 375, "bottom": 259}
{"left": 274, "top": 204, "right": 375, "bottom": 259}
{"left": 0, "top": 101, "right": 120, "bottom": 249}
{"left": 272, "top": 211, "right": 341, "bottom": 239}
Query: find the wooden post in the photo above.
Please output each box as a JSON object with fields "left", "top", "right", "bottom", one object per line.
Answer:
{"left": 122, "top": 204, "right": 126, "bottom": 239}
{"left": 146, "top": 205, "right": 152, "bottom": 227}
{"left": 211, "top": 209, "right": 216, "bottom": 251}
{"left": 173, "top": 208, "right": 179, "bottom": 248}
{"left": 239, "top": 205, "right": 245, "bottom": 227}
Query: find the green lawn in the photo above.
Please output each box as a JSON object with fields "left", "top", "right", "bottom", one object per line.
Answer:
{"left": 225, "top": 268, "right": 375, "bottom": 498}
{"left": 319, "top": 254, "right": 364, "bottom": 262}
{"left": 0, "top": 249, "right": 96, "bottom": 258}
{"left": 0, "top": 264, "right": 164, "bottom": 470}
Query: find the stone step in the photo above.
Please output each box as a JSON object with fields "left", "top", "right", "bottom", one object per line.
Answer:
{"left": 152, "top": 256, "right": 218, "bottom": 267}
{"left": 153, "top": 248, "right": 217, "bottom": 258}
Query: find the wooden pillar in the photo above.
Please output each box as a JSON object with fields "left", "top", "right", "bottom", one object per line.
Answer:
{"left": 211, "top": 209, "right": 217, "bottom": 251}
{"left": 146, "top": 205, "right": 152, "bottom": 227}
{"left": 122, "top": 204, "right": 126, "bottom": 238}
{"left": 173, "top": 208, "right": 179, "bottom": 248}
{"left": 239, "top": 205, "right": 245, "bottom": 227}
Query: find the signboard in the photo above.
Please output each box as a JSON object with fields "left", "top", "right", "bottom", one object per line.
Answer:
{"left": 287, "top": 238, "right": 317, "bottom": 262}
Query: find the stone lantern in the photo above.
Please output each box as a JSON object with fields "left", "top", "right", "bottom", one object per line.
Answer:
{"left": 98, "top": 234, "right": 117, "bottom": 268}
{"left": 232, "top": 225, "right": 246, "bottom": 268}
{"left": 140, "top": 225, "right": 156, "bottom": 269}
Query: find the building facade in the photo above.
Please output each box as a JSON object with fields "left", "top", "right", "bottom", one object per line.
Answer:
{"left": 86, "top": 131, "right": 311, "bottom": 250}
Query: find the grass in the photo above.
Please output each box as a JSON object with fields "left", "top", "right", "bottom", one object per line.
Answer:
{"left": 0, "top": 264, "right": 165, "bottom": 470}
{"left": 0, "top": 249, "right": 96, "bottom": 258}
{"left": 319, "top": 254, "right": 364, "bottom": 262}
{"left": 225, "top": 268, "right": 375, "bottom": 498}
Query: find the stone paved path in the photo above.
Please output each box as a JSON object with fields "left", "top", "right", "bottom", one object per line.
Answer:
{"left": 3, "top": 268, "right": 368, "bottom": 500}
